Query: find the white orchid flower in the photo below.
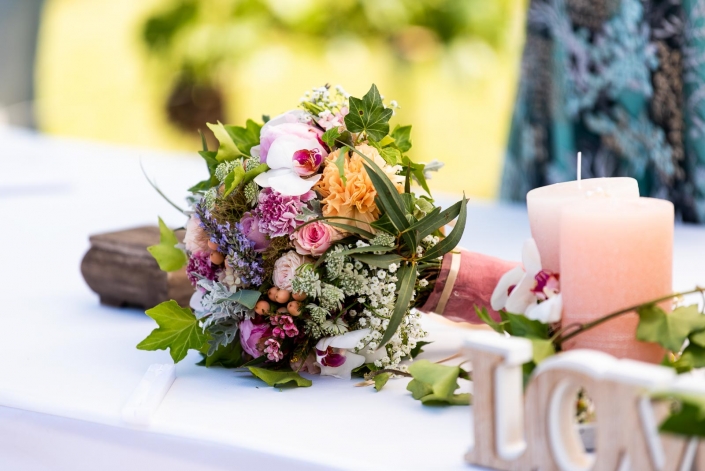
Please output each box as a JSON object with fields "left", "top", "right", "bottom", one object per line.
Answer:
{"left": 315, "top": 329, "right": 386, "bottom": 379}
{"left": 254, "top": 134, "right": 326, "bottom": 196}
{"left": 491, "top": 239, "right": 562, "bottom": 323}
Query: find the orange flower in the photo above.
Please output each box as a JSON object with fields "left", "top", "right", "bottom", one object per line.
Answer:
{"left": 316, "top": 144, "right": 403, "bottom": 231}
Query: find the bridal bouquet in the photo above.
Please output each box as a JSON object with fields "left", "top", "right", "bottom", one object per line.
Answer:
{"left": 138, "top": 84, "right": 468, "bottom": 386}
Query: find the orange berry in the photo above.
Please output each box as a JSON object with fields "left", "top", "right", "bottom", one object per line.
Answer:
{"left": 210, "top": 252, "right": 224, "bottom": 265}
{"left": 254, "top": 300, "right": 270, "bottom": 315}
{"left": 267, "top": 287, "right": 279, "bottom": 301}
{"left": 287, "top": 301, "right": 301, "bottom": 316}
{"left": 274, "top": 289, "right": 291, "bottom": 304}
{"left": 207, "top": 241, "right": 218, "bottom": 251}
{"left": 292, "top": 292, "right": 307, "bottom": 301}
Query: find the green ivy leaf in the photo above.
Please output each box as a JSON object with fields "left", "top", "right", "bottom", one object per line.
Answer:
{"left": 207, "top": 121, "right": 245, "bottom": 162}
{"left": 147, "top": 217, "right": 188, "bottom": 272}
{"left": 655, "top": 392, "right": 705, "bottom": 437}
{"left": 243, "top": 163, "right": 269, "bottom": 184}
{"left": 409, "top": 341, "right": 432, "bottom": 359}
{"left": 637, "top": 304, "right": 705, "bottom": 352}
{"left": 248, "top": 367, "right": 312, "bottom": 388}
{"left": 321, "top": 127, "right": 341, "bottom": 149}
{"left": 137, "top": 300, "right": 209, "bottom": 363}
{"left": 226, "top": 119, "right": 261, "bottom": 156}
{"left": 502, "top": 311, "right": 550, "bottom": 339}
{"left": 344, "top": 84, "right": 393, "bottom": 142}
{"left": 390, "top": 124, "right": 412, "bottom": 152}
{"left": 379, "top": 263, "right": 417, "bottom": 346}
{"left": 406, "top": 360, "right": 471, "bottom": 406}
{"left": 529, "top": 338, "right": 556, "bottom": 364}
{"left": 222, "top": 165, "right": 246, "bottom": 197}
{"left": 475, "top": 306, "right": 506, "bottom": 334}
{"left": 374, "top": 372, "right": 391, "bottom": 391}
{"left": 380, "top": 146, "right": 403, "bottom": 166}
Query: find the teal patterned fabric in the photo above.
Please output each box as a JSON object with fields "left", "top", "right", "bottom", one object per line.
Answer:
{"left": 503, "top": 0, "right": 705, "bottom": 223}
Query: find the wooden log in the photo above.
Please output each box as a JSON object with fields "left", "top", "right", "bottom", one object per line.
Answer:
{"left": 81, "top": 226, "right": 193, "bottom": 309}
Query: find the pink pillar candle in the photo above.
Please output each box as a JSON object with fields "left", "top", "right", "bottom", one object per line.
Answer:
{"left": 526, "top": 178, "right": 639, "bottom": 273}
{"left": 559, "top": 197, "right": 674, "bottom": 362}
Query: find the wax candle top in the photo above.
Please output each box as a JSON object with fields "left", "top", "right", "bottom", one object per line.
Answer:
{"left": 526, "top": 177, "right": 640, "bottom": 273}
{"left": 526, "top": 177, "right": 639, "bottom": 201}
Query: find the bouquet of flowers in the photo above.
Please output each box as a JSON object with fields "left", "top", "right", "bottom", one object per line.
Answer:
{"left": 138, "top": 84, "right": 468, "bottom": 385}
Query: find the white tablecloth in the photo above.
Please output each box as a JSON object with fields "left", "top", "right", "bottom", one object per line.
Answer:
{"left": 1, "top": 127, "right": 704, "bottom": 470}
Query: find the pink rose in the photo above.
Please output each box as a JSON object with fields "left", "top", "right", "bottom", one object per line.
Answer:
{"left": 292, "top": 221, "right": 337, "bottom": 256}
{"left": 240, "top": 212, "right": 270, "bottom": 252}
{"left": 183, "top": 214, "right": 210, "bottom": 253}
{"left": 272, "top": 251, "right": 311, "bottom": 291}
{"left": 239, "top": 318, "right": 271, "bottom": 358}
{"left": 258, "top": 110, "right": 323, "bottom": 163}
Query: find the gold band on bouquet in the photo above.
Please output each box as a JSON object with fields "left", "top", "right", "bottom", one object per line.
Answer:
{"left": 435, "top": 251, "right": 461, "bottom": 315}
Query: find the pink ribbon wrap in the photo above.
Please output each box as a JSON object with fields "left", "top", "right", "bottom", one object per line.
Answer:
{"left": 420, "top": 248, "right": 520, "bottom": 323}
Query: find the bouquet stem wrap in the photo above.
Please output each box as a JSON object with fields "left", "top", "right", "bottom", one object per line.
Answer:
{"left": 420, "top": 248, "right": 519, "bottom": 323}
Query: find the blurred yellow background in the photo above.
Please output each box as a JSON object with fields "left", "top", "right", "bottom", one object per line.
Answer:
{"left": 35, "top": 0, "right": 527, "bottom": 198}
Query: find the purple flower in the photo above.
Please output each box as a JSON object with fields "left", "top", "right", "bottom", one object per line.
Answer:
{"left": 240, "top": 212, "right": 270, "bottom": 252}
{"left": 195, "top": 202, "right": 265, "bottom": 288}
{"left": 239, "top": 318, "right": 271, "bottom": 358}
{"left": 186, "top": 251, "right": 219, "bottom": 287}
{"left": 255, "top": 188, "right": 315, "bottom": 238}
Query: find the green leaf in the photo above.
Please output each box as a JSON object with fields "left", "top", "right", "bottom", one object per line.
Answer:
{"left": 321, "top": 127, "right": 341, "bottom": 149}
{"left": 324, "top": 221, "right": 375, "bottom": 239}
{"left": 335, "top": 146, "right": 348, "bottom": 185}
{"left": 688, "top": 328, "right": 705, "bottom": 347}
{"left": 502, "top": 311, "right": 550, "bottom": 339}
{"left": 344, "top": 84, "right": 393, "bottom": 141}
{"left": 655, "top": 393, "right": 705, "bottom": 437}
{"left": 225, "top": 119, "right": 261, "bottom": 156}
{"left": 402, "top": 156, "right": 431, "bottom": 196}
{"left": 207, "top": 122, "right": 246, "bottom": 161}
{"left": 188, "top": 150, "right": 219, "bottom": 193}
{"left": 529, "top": 338, "right": 556, "bottom": 364}
{"left": 390, "top": 124, "right": 412, "bottom": 152}
{"left": 419, "top": 196, "right": 468, "bottom": 262}
{"left": 137, "top": 300, "right": 209, "bottom": 363}
{"left": 406, "top": 360, "right": 471, "bottom": 406}
{"left": 352, "top": 147, "right": 414, "bottom": 248}
{"left": 416, "top": 201, "right": 462, "bottom": 241}
{"left": 675, "top": 341, "right": 705, "bottom": 372}
{"left": 222, "top": 165, "right": 246, "bottom": 197}
{"left": 216, "top": 289, "right": 262, "bottom": 309}
{"left": 370, "top": 213, "right": 398, "bottom": 235}
{"left": 147, "top": 217, "right": 188, "bottom": 272}
{"left": 243, "top": 163, "right": 269, "bottom": 184}
{"left": 205, "top": 339, "right": 244, "bottom": 368}
{"left": 409, "top": 341, "right": 432, "bottom": 359}
{"left": 199, "top": 129, "right": 208, "bottom": 152}
{"left": 380, "top": 146, "right": 403, "bottom": 166}
{"left": 475, "top": 306, "right": 505, "bottom": 334}
{"left": 339, "top": 245, "right": 394, "bottom": 256}
{"left": 379, "top": 263, "right": 417, "bottom": 347}
{"left": 374, "top": 372, "right": 391, "bottom": 391}
{"left": 248, "top": 367, "right": 312, "bottom": 388}
{"left": 421, "top": 393, "right": 472, "bottom": 406}
{"left": 637, "top": 304, "right": 705, "bottom": 352}
{"left": 351, "top": 253, "right": 404, "bottom": 268}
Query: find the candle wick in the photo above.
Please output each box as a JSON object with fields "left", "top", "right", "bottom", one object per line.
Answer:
{"left": 577, "top": 151, "right": 582, "bottom": 188}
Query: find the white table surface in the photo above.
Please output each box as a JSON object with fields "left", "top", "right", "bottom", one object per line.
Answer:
{"left": 1, "top": 127, "right": 704, "bottom": 471}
